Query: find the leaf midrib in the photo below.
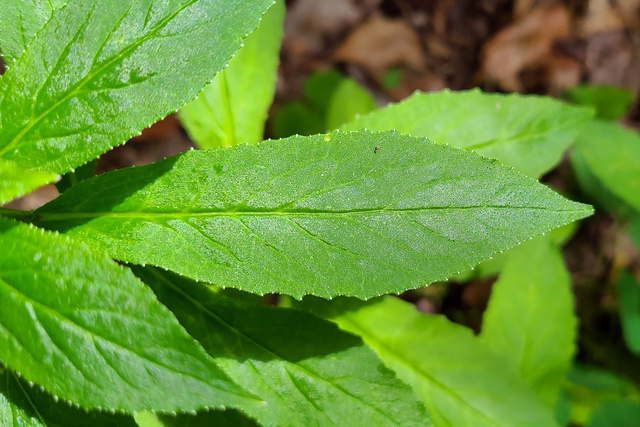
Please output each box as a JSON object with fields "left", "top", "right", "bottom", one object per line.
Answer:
{"left": 35, "top": 205, "right": 589, "bottom": 221}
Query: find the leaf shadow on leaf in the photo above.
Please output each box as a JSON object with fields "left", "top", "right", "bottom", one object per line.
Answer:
{"left": 0, "top": 365, "right": 137, "bottom": 427}
{"left": 131, "top": 266, "right": 365, "bottom": 364}
{"left": 32, "top": 154, "right": 181, "bottom": 232}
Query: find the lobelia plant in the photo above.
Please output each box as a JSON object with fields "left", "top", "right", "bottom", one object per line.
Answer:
{"left": 0, "top": 1, "right": 597, "bottom": 426}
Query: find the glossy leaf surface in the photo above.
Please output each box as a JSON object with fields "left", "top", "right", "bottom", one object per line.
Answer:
{"left": 0, "top": 218, "right": 259, "bottom": 413}
{"left": 35, "top": 131, "right": 591, "bottom": 298}
{"left": 133, "top": 266, "right": 428, "bottom": 426}
{"left": 0, "top": 158, "right": 58, "bottom": 205}
{"left": 179, "top": 0, "right": 285, "bottom": 149}
{"left": 0, "top": 366, "right": 136, "bottom": 427}
{"left": 0, "top": 0, "right": 274, "bottom": 174}
{"left": 340, "top": 89, "right": 593, "bottom": 177}
{"left": 573, "top": 121, "right": 640, "bottom": 212}
{"left": 481, "top": 236, "right": 576, "bottom": 407}
{"left": 304, "top": 297, "right": 557, "bottom": 426}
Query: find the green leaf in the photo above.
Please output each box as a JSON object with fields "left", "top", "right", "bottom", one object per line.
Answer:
{"left": 480, "top": 236, "right": 576, "bottom": 408}
{"left": 0, "top": 158, "right": 58, "bottom": 205}
{"left": 587, "top": 400, "right": 640, "bottom": 427}
{"left": 325, "top": 79, "right": 377, "bottom": 131}
{"left": 0, "top": 365, "right": 136, "bottom": 427}
{"left": 304, "top": 296, "right": 558, "bottom": 426}
{"left": 270, "top": 102, "right": 324, "bottom": 138}
{"left": 0, "top": 0, "right": 66, "bottom": 66}
{"left": 0, "top": 218, "right": 261, "bottom": 413}
{"left": 54, "top": 159, "right": 97, "bottom": 194}
{"left": 133, "top": 266, "right": 429, "bottom": 426}
{"left": 616, "top": 271, "right": 640, "bottom": 355}
{"left": 135, "top": 408, "right": 258, "bottom": 427}
{"left": 178, "top": 0, "right": 285, "bottom": 149}
{"left": 340, "top": 89, "right": 593, "bottom": 177}
{"left": 0, "top": 0, "right": 274, "bottom": 174}
{"left": 34, "top": 131, "right": 592, "bottom": 299}
{"left": 303, "top": 70, "right": 344, "bottom": 115}
{"left": 572, "top": 120, "right": 640, "bottom": 213}
{"left": 564, "top": 85, "right": 634, "bottom": 121}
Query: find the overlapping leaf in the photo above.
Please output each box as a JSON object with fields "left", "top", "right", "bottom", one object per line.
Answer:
{"left": 0, "top": 366, "right": 136, "bottom": 427}
{"left": 340, "top": 89, "right": 593, "bottom": 177}
{"left": 133, "top": 266, "right": 428, "bottom": 426}
{"left": 481, "top": 236, "right": 576, "bottom": 408}
{"left": 34, "top": 131, "right": 591, "bottom": 298}
{"left": 302, "top": 297, "right": 558, "bottom": 426}
{"left": 572, "top": 121, "right": 640, "bottom": 212}
{"left": 179, "top": 0, "right": 284, "bottom": 149}
{"left": 0, "top": 0, "right": 274, "bottom": 174}
{"left": 0, "top": 158, "right": 58, "bottom": 205}
{"left": 0, "top": 218, "right": 260, "bottom": 413}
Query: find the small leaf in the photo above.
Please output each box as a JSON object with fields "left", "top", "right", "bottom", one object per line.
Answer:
{"left": 179, "top": 0, "right": 285, "bottom": 149}
{"left": 0, "top": 218, "right": 260, "bottom": 413}
{"left": 133, "top": 266, "right": 429, "bottom": 426}
{"left": 481, "top": 236, "right": 576, "bottom": 408}
{"left": 340, "top": 89, "right": 593, "bottom": 177}
{"left": 34, "top": 131, "right": 592, "bottom": 299}
{"left": 0, "top": 158, "right": 58, "bottom": 205}
{"left": 587, "top": 400, "right": 640, "bottom": 427}
{"left": 303, "top": 297, "right": 558, "bottom": 426}
{"left": 0, "top": 0, "right": 274, "bottom": 174}
{"left": 616, "top": 271, "right": 640, "bottom": 355}
{"left": 572, "top": 120, "right": 640, "bottom": 213}
{"left": 325, "top": 79, "right": 377, "bottom": 130}
{"left": 564, "top": 85, "right": 634, "bottom": 121}
{"left": 0, "top": 365, "right": 136, "bottom": 427}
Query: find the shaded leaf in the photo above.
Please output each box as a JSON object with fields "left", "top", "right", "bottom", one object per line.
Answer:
{"left": 0, "top": 0, "right": 274, "bottom": 174}
{"left": 303, "top": 296, "right": 558, "bottom": 426}
{"left": 0, "top": 218, "right": 260, "bottom": 413}
{"left": 340, "top": 89, "right": 593, "bottom": 177}
{"left": 34, "top": 131, "right": 591, "bottom": 298}
{"left": 564, "top": 84, "right": 634, "bottom": 121}
{"left": 0, "top": 158, "right": 58, "bottom": 205}
{"left": 133, "top": 266, "right": 428, "bottom": 426}
{"left": 616, "top": 271, "right": 640, "bottom": 355}
{"left": 481, "top": 236, "right": 576, "bottom": 407}
{"left": 179, "top": 0, "right": 285, "bottom": 149}
{"left": 573, "top": 121, "right": 640, "bottom": 212}
{"left": 0, "top": 365, "right": 136, "bottom": 427}
{"left": 587, "top": 400, "right": 640, "bottom": 427}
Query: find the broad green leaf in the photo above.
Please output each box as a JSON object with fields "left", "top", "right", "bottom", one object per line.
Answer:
{"left": 137, "top": 409, "right": 258, "bottom": 427}
{"left": 34, "top": 131, "right": 592, "bottom": 299}
{"left": 270, "top": 101, "right": 324, "bottom": 138}
{"left": 0, "top": 365, "right": 136, "bottom": 427}
{"left": 326, "top": 79, "right": 377, "bottom": 130}
{"left": 304, "top": 296, "right": 557, "bottom": 426}
{"left": 616, "top": 271, "right": 640, "bottom": 355}
{"left": 178, "top": 0, "right": 285, "bottom": 149}
{"left": 54, "top": 159, "right": 97, "bottom": 194}
{"left": 564, "top": 85, "right": 634, "bottom": 121}
{"left": 0, "top": 0, "right": 66, "bottom": 66}
{"left": 480, "top": 236, "right": 576, "bottom": 408}
{"left": 340, "top": 89, "right": 593, "bottom": 177}
{"left": 132, "top": 266, "right": 429, "bottom": 426}
{"left": 573, "top": 121, "right": 640, "bottom": 212}
{"left": 0, "top": 0, "right": 274, "bottom": 174}
{"left": 0, "top": 158, "right": 58, "bottom": 205}
{"left": 587, "top": 400, "right": 640, "bottom": 427}
{"left": 0, "top": 218, "right": 260, "bottom": 413}
{"left": 303, "top": 70, "right": 344, "bottom": 115}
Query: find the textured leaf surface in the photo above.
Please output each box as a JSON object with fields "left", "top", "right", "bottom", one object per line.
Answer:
{"left": 133, "top": 266, "right": 429, "bottom": 426}
{"left": 0, "top": 158, "right": 58, "bottom": 205}
{"left": 340, "top": 89, "right": 593, "bottom": 177}
{"left": 0, "top": 0, "right": 273, "bottom": 174}
{"left": 34, "top": 131, "right": 591, "bottom": 298}
{"left": 0, "top": 218, "right": 260, "bottom": 413}
{"left": 481, "top": 236, "right": 576, "bottom": 407}
{"left": 0, "top": 0, "right": 66, "bottom": 66}
{"left": 573, "top": 121, "right": 640, "bottom": 212}
{"left": 0, "top": 366, "right": 136, "bottom": 427}
{"left": 179, "top": 0, "right": 284, "bottom": 149}
{"left": 136, "top": 409, "right": 258, "bottom": 427}
{"left": 616, "top": 271, "right": 640, "bottom": 355}
{"left": 304, "top": 297, "right": 557, "bottom": 426}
